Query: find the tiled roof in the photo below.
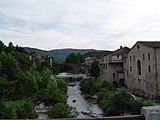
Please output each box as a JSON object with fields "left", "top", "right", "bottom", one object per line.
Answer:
{"left": 138, "top": 41, "right": 160, "bottom": 48}
{"left": 111, "top": 47, "right": 130, "bottom": 55}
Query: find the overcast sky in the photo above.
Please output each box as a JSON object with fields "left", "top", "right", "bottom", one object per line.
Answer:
{"left": 0, "top": 0, "right": 160, "bottom": 50}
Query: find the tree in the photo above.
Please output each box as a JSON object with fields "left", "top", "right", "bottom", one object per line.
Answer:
{"left": 0, "top": 40, "right": 6, "bottom": 52}
{"left": 16, "top": 71, "right": 38, "bottom": 100}
{"left": 89, "top": 61, "right": 100, "bottom": 78}
{"left": 80, "top": 78, "right": 98, "bottom": 95}
{"left": 0, "top": 53, "right": 20, "bottom": 81}
{"left": 101, "top": 89, "right": 132, "bottom": 116}
{"left": 43, "top": 75, "right": 66, "bottom": 105}
{"left": 65, "top": 53, "right": 83, "bottom": 64}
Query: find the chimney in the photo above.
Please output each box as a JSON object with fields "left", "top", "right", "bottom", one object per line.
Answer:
{"left": 120, "top": 46, "right": 123, "bottom": 49}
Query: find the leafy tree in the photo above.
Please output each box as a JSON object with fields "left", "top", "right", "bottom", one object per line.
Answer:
{"left": 0, "top": 53, "right": 20, "bottom": 81}
{"left": 89, "top": 61, "right": 100, "bottom": 78}
{"left": 7, "top": 41, "right": 15, "bottom": 52}
{"left": 11, "top": 52, "right": 33, "bottom": 70}
{"left": 97, "top": 77, "right": 115, "bottom": 91}
{"left": 56, "top": 77, "right": 68, "bottom": 93}
{"left": 16, "top": 71, "right": 38, "bottom": 99}
{"left": 80, "top": 78, "right": 98, "bottom": 95}
{"left": 47, "top": 103, "right": 78, "bottom": 118}
{"left": 65, "top": 53, "right": 83, "bottom": 64}
{"left": 0, "top": 76, "right": 14, "bottom": 99}
{"left": 101, "top": 89, "right": 132, "bottom": 116}
{"left": 0, "top": 40, "right": 6, "bottom": 52}
{"left": 43, "top": 75, "right": 66, "bottom": 105}
{"left": 84, "top": 50, "right": 111, "bottom": 59}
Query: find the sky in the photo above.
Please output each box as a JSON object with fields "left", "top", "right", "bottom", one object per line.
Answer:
{"left": 1, "top": 0, "right": 160, "bottom": 50}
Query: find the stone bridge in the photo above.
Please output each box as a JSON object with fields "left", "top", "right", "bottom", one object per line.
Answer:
{"left": 54, "top": 63, "right": 86, "bottom": 73}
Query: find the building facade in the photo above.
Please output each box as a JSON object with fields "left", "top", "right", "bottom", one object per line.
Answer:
{"left": 99, "top": 46, "right": 130, "bottom": 87}
{"left": 127, "top": 41, "right": 160, "bottom": 98}
{"left": 30, "top": 54, "right": 53, "bottom": 67}
{"left": 85, "top": 57, "right": 97, "bottom": 65}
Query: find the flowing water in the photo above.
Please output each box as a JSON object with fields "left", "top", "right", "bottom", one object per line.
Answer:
{"left": 67, "top": 83, "right": 103, "bottom": 118}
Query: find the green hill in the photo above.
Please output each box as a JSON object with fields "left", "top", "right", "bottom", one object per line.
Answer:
{"left": 24, "top": 47, "right": 98, "bottom": 62}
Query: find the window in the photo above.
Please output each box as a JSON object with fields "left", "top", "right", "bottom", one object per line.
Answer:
{"left": 143, "top": 54, "right": 145, "bottom": 61}
{"left": 137, "top": 44, "right": 140, "bottom": 49}
{"left": 113, "top": 73, "right": 116, "bottom": 79}
{"left": 137, "top": 59, "right": 141, "bottom": 75}
{"left": 130, "top": 56, "right": 132, "bottom": 62}
{"left": 124, "top": 58, "right": 126, "bottom": 63}
{"left": 148, "top": 65, "right": 151, "bottom": 73}
{"left": 127, "top": 70, "right": 128, "bottom": 77}
{"left": 148, "top": 53, "right": 150, "bottom": 60}
{"left": 133, "top": 55, "right": 135, "bottom": 62}
{"left": 117, "top": 55, "right": 119, "bottom": 58}
{"left": 130, "top": 66, "right": 132, "bottom": 72}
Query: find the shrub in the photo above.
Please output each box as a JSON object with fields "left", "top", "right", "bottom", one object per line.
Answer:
{"left": 47, "top": 103, "right": 78, "bottom": 118}
{"left": 129, "top": 99, "right": 154, "bottom": 115}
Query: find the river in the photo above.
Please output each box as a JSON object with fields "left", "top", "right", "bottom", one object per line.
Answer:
{"left": 67, "top": 83, "right": 103, "bottom": 118}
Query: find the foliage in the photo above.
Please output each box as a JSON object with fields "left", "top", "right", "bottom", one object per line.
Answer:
{"left": 101, "top": 89, "right": 132, "bottom": 116}
{"left": 80, "top": 78, "right": 98, "bottom": 95}
{"left": 0, "top": 99, "right": 37, "bottom": 119}
{"left": 43, "top": 75, "right": 67, "bottom": 105}
{"left": 84, "top": 50, "right": 111, "bottom": 59}
{"left": 89, "top": 61, "right": 100, "bottom": 78}
{"left": 0, "top": 40, "right": 68, "bottom": 119}
{"left": 16, "top": 71, "right": 38, "bottom": 99}
{"left": 129, "top": 99, "right": 154, "bottom": 115}
{"left": 47, "top": 103, "right": 78, "bottom": 118}
{"left": 65, "top": 53, "right": 84, "bottom": 64}
{"left": 97, "top": 77, "right": 115, "bottom": 91}
{"left": 56, "top": 77, "right": 68, "bottom": 93}
{"left": 0, "top": 52, "right": 20, "bottom": 81}
{"left": 0, "top": 76, "right": 14, "bottom": 99}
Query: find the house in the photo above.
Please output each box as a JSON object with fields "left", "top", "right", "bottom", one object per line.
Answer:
{"left": 30, "top": 54, "right": 53, "bottom": 67}
{"left": 85, "top": 57, "right": 97, "bottom": 65}
{"left": 99, "top": 46, "right": 130, "bottom": 87}
{"left": 127, "top": 41, "right": 160, "bottom": 98}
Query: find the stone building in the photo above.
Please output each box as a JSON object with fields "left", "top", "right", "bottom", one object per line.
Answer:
{"left": 30, "top": 54, "right": 53, "bottom": 67}
{"left": 85, "top": 57, "right": 97, "bottom": 65}
{"left": 127, "top": 41, "right": 160, "bottom": 98}
{"left": 99, "top": 46, "right": 130, "bottom": 87}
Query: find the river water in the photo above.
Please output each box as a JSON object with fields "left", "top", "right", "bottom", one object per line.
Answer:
{"left": 67, "top": 83, "right": 103, "bottom": 118}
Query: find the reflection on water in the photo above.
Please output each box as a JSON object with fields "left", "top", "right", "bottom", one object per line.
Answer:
{"left": 67, "top": 83, "right": 103, "bottom": 118}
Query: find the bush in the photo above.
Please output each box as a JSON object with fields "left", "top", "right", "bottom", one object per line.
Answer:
{"left": 47, "top": 103, "right": 78, "bottom": 118}
{"left": 129, "top": 99, "right": 154, "bottom": 115}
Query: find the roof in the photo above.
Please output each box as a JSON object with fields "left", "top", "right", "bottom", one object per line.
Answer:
{"left": 138, "top": 41, "right": 160, "bottom": 48}
{"left": 110, "top": 47, "right": 130, "bottom": 55}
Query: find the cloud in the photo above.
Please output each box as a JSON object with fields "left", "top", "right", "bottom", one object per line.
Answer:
{"left": 1, "top": 0, "right": 160, "bottom": 50}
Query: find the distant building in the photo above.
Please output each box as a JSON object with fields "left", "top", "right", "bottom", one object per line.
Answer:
{"left": 127, "top": 41, "right": 160, "bottom": 98}
{"left": 30, "top": 54, "right": 53, "bottom": 67}
{"left": 85, "top": 57, "right": 97, "bottom": 65}
{"left": 99, "top": 46, "right": 130, "bottom": 87}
